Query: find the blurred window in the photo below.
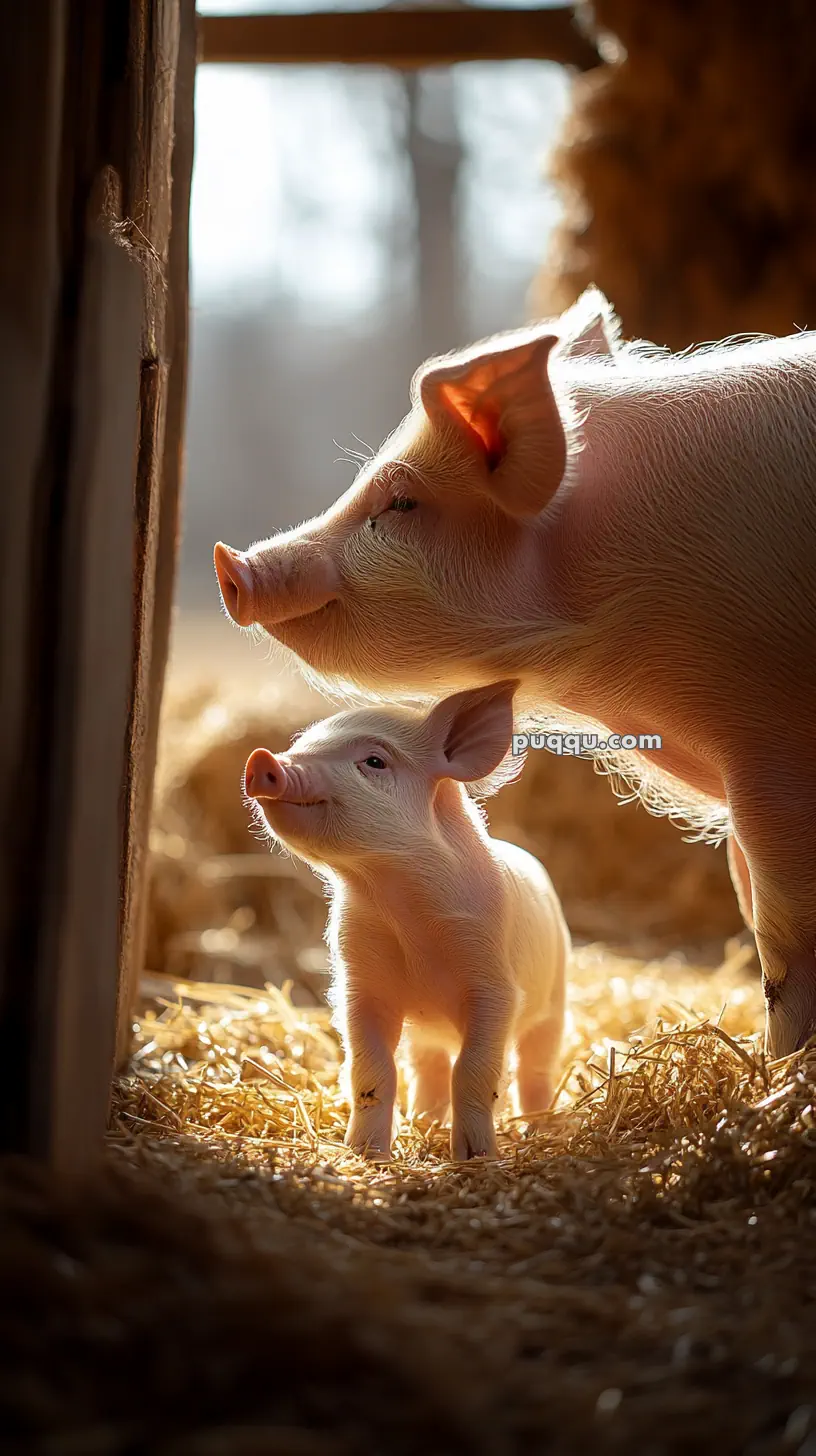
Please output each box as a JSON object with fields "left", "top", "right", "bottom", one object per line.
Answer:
{"left": 183, "top": 2, "right": 570, "bottom": 607}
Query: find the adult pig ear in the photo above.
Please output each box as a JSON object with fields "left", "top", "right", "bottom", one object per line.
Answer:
{"left": 557, "top": 285, "right": 621, "bottom": 360}
{"left": 424, "top": 679, "right": 520, "bottom": 783}
{"left": 416, "top": 333, "right": 566, "bottom": 517}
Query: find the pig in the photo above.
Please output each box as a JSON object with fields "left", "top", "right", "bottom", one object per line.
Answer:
{"left": 215, "top": 286, "right": 816, "bottom": 1059}
{"left": 243, "top": 680, "right": 569, "bottom": 1161}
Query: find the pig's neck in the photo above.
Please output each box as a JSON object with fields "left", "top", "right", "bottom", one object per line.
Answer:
{"left": 334, "top": 784, "right": 496, "bottom": 933}
{"left": 492, "top": 366, "right": 757, "bottom": 791}
{"left": 531, "top": 380, "right": 674, "bottom": 637}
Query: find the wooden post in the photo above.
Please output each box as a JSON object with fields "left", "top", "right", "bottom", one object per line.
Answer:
{"left": 35, "top": 233, "right": 144, "bottom": 1168}
{"left": 0, "top": 0, "right": 66, "bottom": 1155}
{"left": 0, "top": 0, "right": 195, "bottom": 1165}
{"left": 405, "top": 72, "right": 463, "bottom": 359}
{"left": 0, "top": 0, "right": 142, "bottom": 1167}
{"left": 116, "top": 0, "right": 197, "bottom": 1065}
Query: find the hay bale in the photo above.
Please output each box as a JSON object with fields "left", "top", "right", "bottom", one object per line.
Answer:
{"left": 535, "top": 0, "right": 816, "bottom": 348}
{"left": 145, "top": 680, "right": 331, "bottom": 992}
{"left": 488, "top": 750, "right": 741, "bottom": 956}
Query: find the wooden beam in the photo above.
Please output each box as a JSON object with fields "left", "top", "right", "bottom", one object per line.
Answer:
{"left": 199, "top": 7, "right": 600, "bottom": 70}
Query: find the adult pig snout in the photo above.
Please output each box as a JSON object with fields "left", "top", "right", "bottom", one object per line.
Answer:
{"left": 214, "top": 542, "right": 256, "bottom": 627}
{"left": 217, "top": 537, "right": 341, "bottom": 627}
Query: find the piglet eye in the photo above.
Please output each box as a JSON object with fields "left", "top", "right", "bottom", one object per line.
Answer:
{"left": 388, "top": 497, "right": 417, "bottom": 513}
{"left": 364, "top": 755, "right": 386, "bottom": 769}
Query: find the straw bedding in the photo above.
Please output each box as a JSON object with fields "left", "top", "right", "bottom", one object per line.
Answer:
{"left": 4, "top": 676, "right": 816, "bottom": 1454}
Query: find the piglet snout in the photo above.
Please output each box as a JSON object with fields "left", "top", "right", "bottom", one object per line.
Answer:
{"left": 214, "top": 542, "right": 256, "bottom": 627}
{"left": 245, "top": 748, "right": 286, "bottom": 800}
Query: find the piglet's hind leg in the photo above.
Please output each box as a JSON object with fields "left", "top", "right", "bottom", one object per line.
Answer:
{"left": 408, "top": 1043, "right": 451, "bottom": 1123}
{"left": 516, "top": 1015, "right": 562, "bottom": 1118}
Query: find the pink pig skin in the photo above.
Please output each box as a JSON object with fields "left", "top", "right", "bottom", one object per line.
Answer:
{"left": 244, "top": 681, "right": 569, "bottom": 1162}
{"left": 217, "top": 287, "right": 816, "bottom": 1058}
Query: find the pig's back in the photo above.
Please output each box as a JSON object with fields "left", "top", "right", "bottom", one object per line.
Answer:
{"left": 492, "top": 838, "right": 569, "bottom": 1024}
{"left": 561, "top": 332, "right": 816, "bottom": 742}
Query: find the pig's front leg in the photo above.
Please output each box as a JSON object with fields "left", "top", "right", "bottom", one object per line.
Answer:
{"left": 343, "top": 997, "right": 402, "bottom": 1161}
{"left": 729, "top": 772, "right": 816, "bottom": 1058}
{"left": 450, "top": 992, "right": 514, "bottom": 1161}
{"left": 727, "top": 833, "right": 754, "bottom": 930}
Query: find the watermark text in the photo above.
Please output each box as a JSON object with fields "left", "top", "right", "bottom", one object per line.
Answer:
{"left": 512, "top": 731, "right": 663, "bottom": 757}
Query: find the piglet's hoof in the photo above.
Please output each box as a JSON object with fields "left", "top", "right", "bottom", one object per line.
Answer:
{"left": 344, "top": 1127, "right": 393, "bottom": 1162}
{"left": 451, "top": 1127, "right": 499, "bottom": 1162}
{"left": 346, "top": 1142, "right": 394, "bottom": 1163}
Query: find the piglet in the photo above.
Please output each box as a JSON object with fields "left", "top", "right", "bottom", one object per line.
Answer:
{"left": 244, "top": 680, "right": 569, "bottom": 1161}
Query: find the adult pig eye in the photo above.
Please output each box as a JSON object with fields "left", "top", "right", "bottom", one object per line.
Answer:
{"left": 363, "top": 755, "right": 386, "bottom": 769}
{"left": 368, "top": 496, "right": 418, "bottom": 529}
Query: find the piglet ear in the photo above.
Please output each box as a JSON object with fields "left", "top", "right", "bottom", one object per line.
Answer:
{"left": 424, "top": 680, "right": 520, "bottom": 783}
{"left": 416, "top": 333, "right": 566, "bottom": 517}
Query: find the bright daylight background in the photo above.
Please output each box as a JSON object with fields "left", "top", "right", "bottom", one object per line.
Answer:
{"left": 172, "top": 0, "right": 572, "bottom": 680}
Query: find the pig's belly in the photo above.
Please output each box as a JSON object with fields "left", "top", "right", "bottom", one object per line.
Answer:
{"left": 563, "top": 683, "right": 728, "bottom": 805}
{"left": 638, "top": 741, "right": 724, "bottom": 803}
{"left": 602, "top": 717, "right": 726, "bottom": 804}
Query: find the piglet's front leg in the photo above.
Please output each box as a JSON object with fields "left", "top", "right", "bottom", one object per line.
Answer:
{"left": 451, "top": 991, "right": 514, "bottom": 1162}
{"left": 343, "top": 997, "right": 402, "bottom": 1161}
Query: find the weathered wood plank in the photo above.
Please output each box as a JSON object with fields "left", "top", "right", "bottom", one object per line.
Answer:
{"left": 116, "top": 0, "right": 188, "bottom": 1066}
{"left": 0, "top": 0, "right": 144, "bottom": 1168}
{"left": 115, "top": 0, "right": 198, "bottom": 1066}
{"left": 36, "top": 231, "right": 143, "bottom": 1168}
{"left": 0, "top": 0, "right": 68, "bottom": 1151}
{"left": 199, "top": 7, "right": 600, "bottom": 69}
{"left": 0, "top": 0, "right": 195, "bottom": 1158}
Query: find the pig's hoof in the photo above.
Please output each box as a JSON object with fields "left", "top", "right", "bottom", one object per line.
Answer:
{"left": 764, "top": 953, "right": 816, "bottom": 1058}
